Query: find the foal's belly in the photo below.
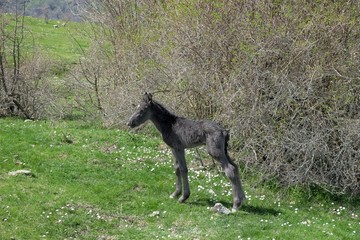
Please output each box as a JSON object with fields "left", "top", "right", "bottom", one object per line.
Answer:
{"left": 163, "top": 132, "right": 205, "bottom": 149}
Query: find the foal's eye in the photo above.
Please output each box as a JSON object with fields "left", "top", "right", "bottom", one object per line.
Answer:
{"left": 133, "top": 104, "right": 140, "bottom": 110}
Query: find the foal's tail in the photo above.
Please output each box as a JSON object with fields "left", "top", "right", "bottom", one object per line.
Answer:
{"left": 224, "top": 130, "right": 231, "bottom": 155}
{"left": 224, "top": 130, "right": 237, "bottom": 166}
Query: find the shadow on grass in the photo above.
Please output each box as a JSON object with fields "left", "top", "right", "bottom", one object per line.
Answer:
{"left": 190, "top": 198, "right": 281, "bottom": 216}
{"left": 241, "top": 204, "right": 280, "bottom": 216}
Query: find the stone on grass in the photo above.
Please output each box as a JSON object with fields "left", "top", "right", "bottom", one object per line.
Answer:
{"left": 211, "top": 203, "right": 232, "bottom": 215}
{"left": 8, "top": 169, "right": 33, "bottom": 177}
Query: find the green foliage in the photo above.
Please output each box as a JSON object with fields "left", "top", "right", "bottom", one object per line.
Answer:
{"left": 0, "top": 119, "right": 358, "bottom": 239}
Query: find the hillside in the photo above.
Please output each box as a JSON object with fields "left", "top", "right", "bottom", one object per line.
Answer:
{"left": 22, "top": 16, "right": 89, "bottom": 62}
{"left": 1, "top": 13, "right": 89, "bottom": 62}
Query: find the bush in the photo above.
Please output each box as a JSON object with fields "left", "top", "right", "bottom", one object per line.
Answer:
{"left": 74, "top": 0, "right": 359, "bottom": 197}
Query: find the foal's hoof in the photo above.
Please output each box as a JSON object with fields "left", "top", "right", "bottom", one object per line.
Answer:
{"left": 169, "top": 191, "right": 181, "bottom": 199}
{"left": 232, "top": 205, "right": 240, "bottom": 212}
{"left": 178, "top": 194, "right": 190, "bottom": 203}
{"left": 233, "top": 198, "right": 246, "bottom": 210}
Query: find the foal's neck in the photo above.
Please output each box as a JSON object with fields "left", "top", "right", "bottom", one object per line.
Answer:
{"left": 150, "top": 102, "right": 177, "bottom": 135}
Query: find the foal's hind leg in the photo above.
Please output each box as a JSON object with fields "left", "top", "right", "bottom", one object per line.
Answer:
{"left": 206, "top": 135, "right": 246, "bottom": 210}
{"left": 171, "top": 148, "right": 190, "bottom": 203}
{"left": 223, "top": 157, "right": 246, "bottom": 210}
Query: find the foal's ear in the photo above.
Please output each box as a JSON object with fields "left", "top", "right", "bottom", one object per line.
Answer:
{"left": 143, "top": 92, "right": 153, "bottom": 103}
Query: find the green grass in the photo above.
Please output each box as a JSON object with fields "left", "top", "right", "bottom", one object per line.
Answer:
{"left": 25, "top": 17, "right": 90, "bottom": 62}
{"left": 0, "top": 118, "right": 358, "bottom": 239}
{"left": 3, "top": 14, "right": 90, "bottom": 63}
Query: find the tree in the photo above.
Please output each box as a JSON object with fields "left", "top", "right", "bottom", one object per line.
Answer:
{"left": 0, "top": 0, "right": 56, "bottom": 119}
{"left": 0, "top": 1, "right": 30, "bottom": 117}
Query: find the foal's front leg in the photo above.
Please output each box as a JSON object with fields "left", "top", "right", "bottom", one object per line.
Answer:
{"left": 171, "top": 148, "right": 190, "bottom": 203}
{"left": 170, "top": 155, "right": 182, "bottom": 199}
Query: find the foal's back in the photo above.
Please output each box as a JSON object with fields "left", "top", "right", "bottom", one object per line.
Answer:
{"left": 170, "top": 117, "right": 226, "bottom": 149}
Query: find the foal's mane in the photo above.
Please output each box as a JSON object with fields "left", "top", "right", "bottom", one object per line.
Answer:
{"left": 151, "top": 100, "right": 177, "bottom": 124}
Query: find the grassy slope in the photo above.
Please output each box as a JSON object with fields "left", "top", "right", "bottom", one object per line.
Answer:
{"left": 0, "top": 119, "right": 358, "bottom": 239}
{"left": 3, "top": 14, "right": 89, "bottom": 63}
{"left": 25, "top": 17, "right": 89, "bottom": 62}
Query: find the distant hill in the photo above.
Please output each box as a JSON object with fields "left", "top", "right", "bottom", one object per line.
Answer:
{"left": 0, "top": 0, "right": 84, "bottom": 21}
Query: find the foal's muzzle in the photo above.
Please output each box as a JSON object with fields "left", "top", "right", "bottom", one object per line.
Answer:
{"left": 127, "top": 120, "right": 135, "bottom": 128}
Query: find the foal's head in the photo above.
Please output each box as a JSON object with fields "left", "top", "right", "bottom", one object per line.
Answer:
{"left": 127, "top": 92, "right": 153, "bottom": 128}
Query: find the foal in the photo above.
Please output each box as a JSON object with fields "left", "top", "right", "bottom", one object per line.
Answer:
{"left": 127, "top": 93, "right": 246, "bottom": 210}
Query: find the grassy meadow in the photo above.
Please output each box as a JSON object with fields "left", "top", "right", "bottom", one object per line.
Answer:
{"left": 25, "top": 17, "right": 90, "bottom": 62}
{"left": 3, "top": 14, "right": 89, "bottom": 62}
{"left": 0, "top": 118, "right": 358, "bottom": 239}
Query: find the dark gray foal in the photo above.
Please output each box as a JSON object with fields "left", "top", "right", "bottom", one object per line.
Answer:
{"left": 127, "top": 92, "right": 246, "bottom": 210}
